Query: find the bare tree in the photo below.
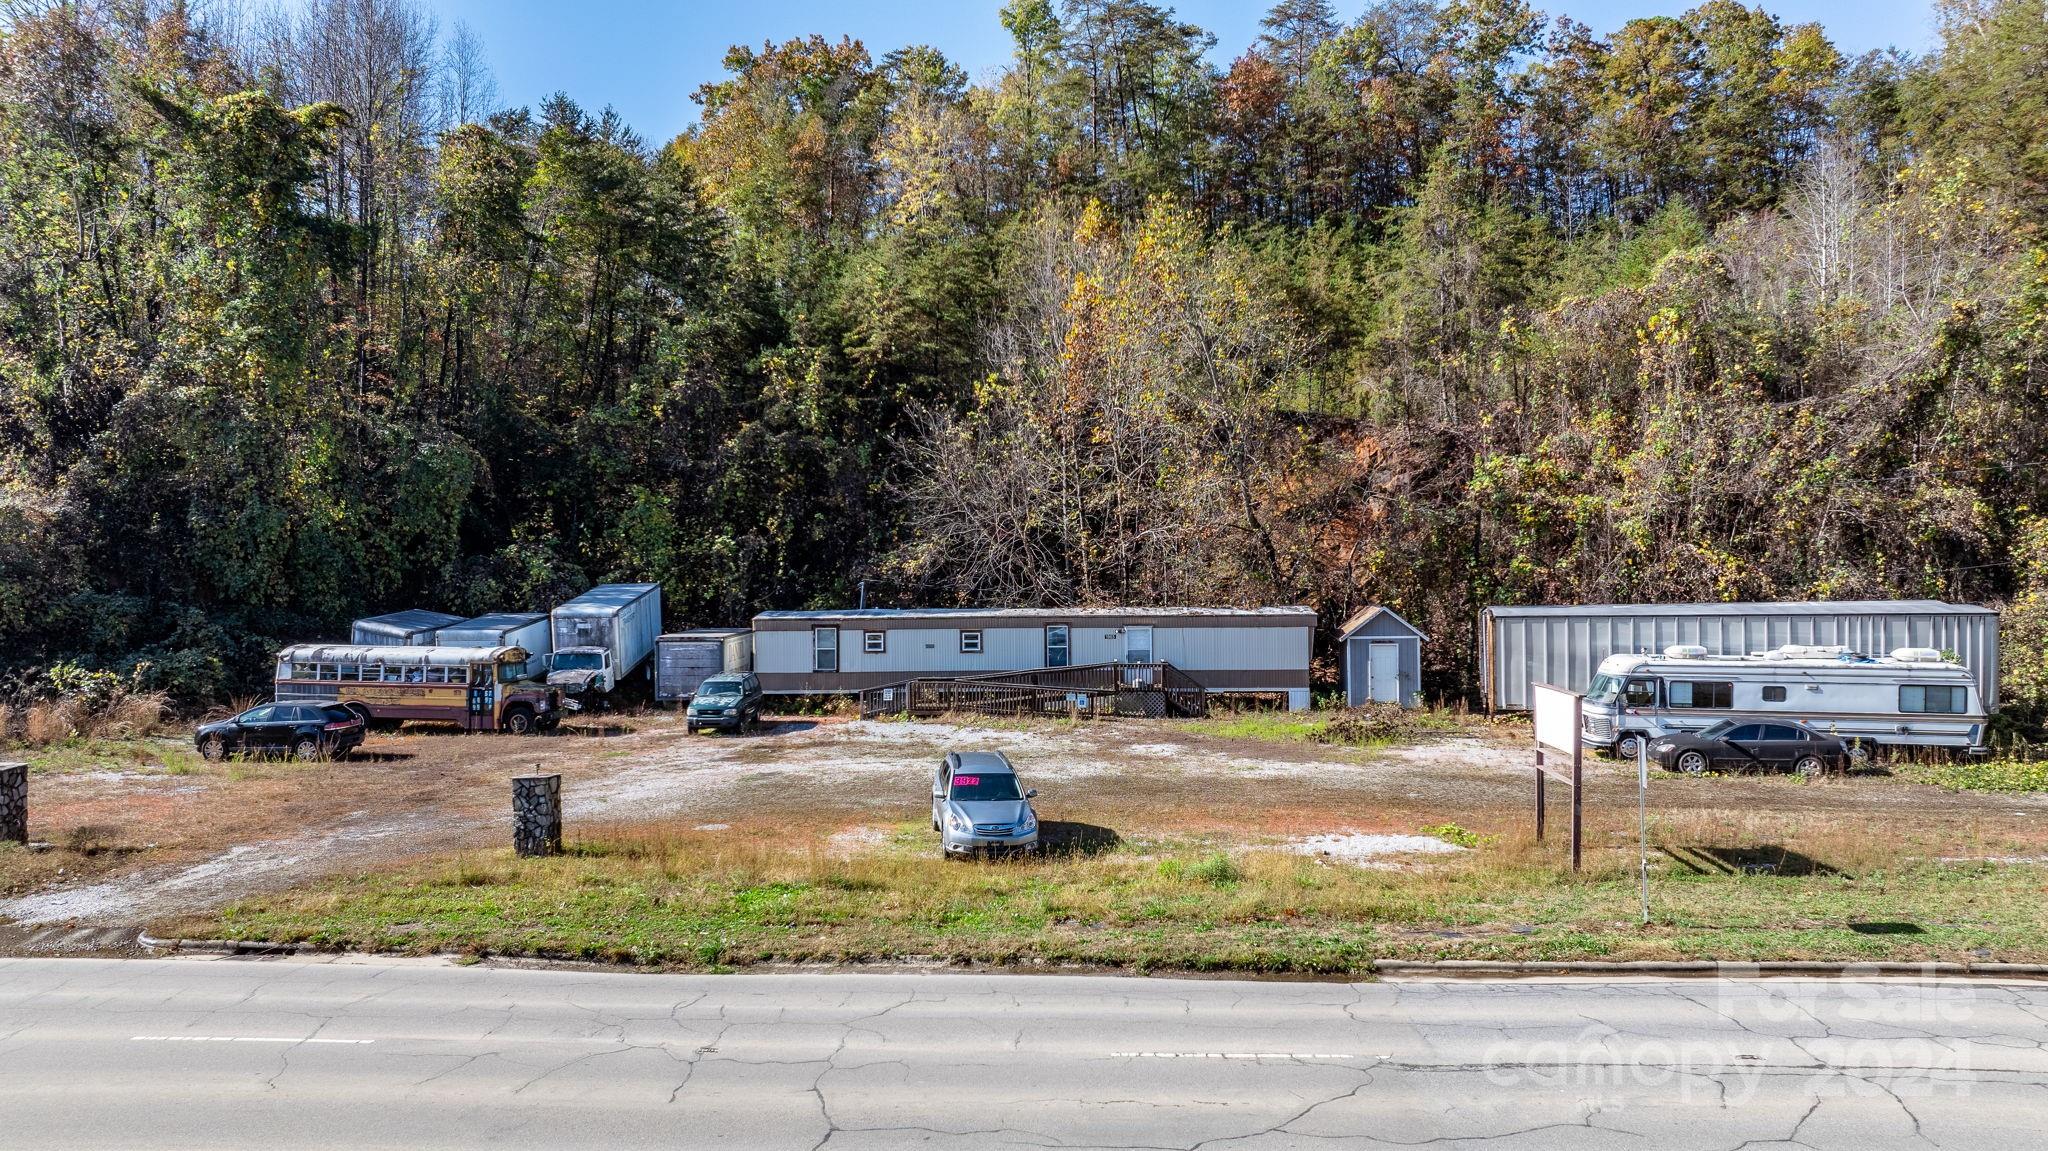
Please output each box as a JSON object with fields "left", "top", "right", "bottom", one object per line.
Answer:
{"left": 436, "top": 18, "right": 495, "bottom": 128}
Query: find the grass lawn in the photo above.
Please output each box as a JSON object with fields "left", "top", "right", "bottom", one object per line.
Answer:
{"left": 181, "top": 821, "right": 2048, "bottom": 973}
{"left": 1895, "top": 757, "right": 2048, "bottom": 794}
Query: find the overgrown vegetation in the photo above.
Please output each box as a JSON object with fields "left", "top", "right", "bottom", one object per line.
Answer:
{"left": 1896, "top": 757, "right": 2048, "bottom": 794}
{"left": 5, "top": 0, "right": 2048, "bottom": 730}
{"left": 1189, "top": 704, "right": 1469, "bottom": 747}
{"left": 188, "top": 821, "right": 2048, "bottom": 969}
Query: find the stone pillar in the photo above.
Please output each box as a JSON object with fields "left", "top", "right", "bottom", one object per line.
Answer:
{"left": 0, "top": 763, "right": 26, "bottom": 845}
{"left": 512, "top": 773, "right": 562, "bottom": 858}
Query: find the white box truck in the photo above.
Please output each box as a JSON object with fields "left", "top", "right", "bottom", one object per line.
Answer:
{"left": 548, "top": 584, "right": 663, "bottom": 700}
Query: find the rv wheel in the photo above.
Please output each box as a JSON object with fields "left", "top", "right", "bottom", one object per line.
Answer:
{"left": 1675, "top": 750, "right": 1709, "bottom": 776}
{"left": 1616, "top": 733, "right": 1645, "bottom": 760}
{"left": 1846, "top": 740, "right": 1871, "bottom": 766}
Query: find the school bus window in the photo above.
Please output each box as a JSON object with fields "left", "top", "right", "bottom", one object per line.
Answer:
{"left": 448, "top": 667, "right": 469, "bottom": 685}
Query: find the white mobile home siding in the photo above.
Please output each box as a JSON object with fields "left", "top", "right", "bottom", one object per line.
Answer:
{"left": 1482, "top": 601, "right": 2001, "bottom": 712}
{"left": 752, "top": 608, "right": 1314, "bottom": 706}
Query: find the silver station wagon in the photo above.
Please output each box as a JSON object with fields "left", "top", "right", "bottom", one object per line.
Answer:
{"left": 931, "top": 751, "right": 1040, "bottom": 856}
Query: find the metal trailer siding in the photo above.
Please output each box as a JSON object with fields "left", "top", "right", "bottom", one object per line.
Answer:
{"left": 1482, "top": 602, "right": 2000, "bottom": 712}
{"left": 435, "top": 615, "right": 552, "bottom": 656}
{"left": 551, "top": 585, "right": 664, "bottom": 680}
{"left": 350, "top": 610, "right": 465, "bottom": 647}
{"left": 656, "top": 630, "right": 754, "bottom": 702}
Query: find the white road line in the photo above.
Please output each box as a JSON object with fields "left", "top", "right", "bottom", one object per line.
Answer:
{"left": 131, "top": 1037, "right": 374, "bottom": 1045}
{"left": 1111, "top": 1052, "right": 1362, "bottom": 1060}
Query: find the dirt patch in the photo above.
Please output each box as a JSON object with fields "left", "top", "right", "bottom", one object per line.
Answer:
{"left": 7, "top": 710, "right": 2048, "bottom": 946}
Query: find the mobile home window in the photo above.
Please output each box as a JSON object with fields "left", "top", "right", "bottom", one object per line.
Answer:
{"left": 1668, "top": 681, "right": 1733, "bottom": 709}
{"left": 864, "top": 630, "right": 887, "bottom": 655}
{"left": 813, "top": 627, "right": 839, "bottom": 673}
{"left": 1623, "top": 679, "right": 1657, "bottom": 708}
{"left": 959, "top": 630, "right": 983, "bottom": 654}
{"left": 1901, "top": 685, "right": 1967, "bottom": 714}
{"left": 1762, "top": 686, "right": 1787, "bottom": 703}
{"left": 1045, "top": 624, "right": 1070, "bottom": 668}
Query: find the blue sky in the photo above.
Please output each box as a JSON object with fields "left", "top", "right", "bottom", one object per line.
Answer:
{"left": 425, "top": 0, "right": 1940, "bottom": 145}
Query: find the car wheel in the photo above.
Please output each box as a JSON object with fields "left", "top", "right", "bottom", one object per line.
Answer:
{"left": 504, "top": 707, "right": 535, "bottom": 736}
{"left": 1616, "top": 733, "right": 1645, "bottom": 760}
{"left": 1793, "top": 754, "right": 1826, "bottom": 779}
{"left": 291, "top": 736, "right": 323, "bottom": 762}
{"left": 200, "top": 735, "right": 228, "bottom": 762}
{"left": 1675, "top": 750, "right": 1709, "bottom": 776}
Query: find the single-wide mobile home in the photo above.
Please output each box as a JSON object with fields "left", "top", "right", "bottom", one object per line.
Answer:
{"left": 656, "top": 629, "right": 755, "bottom": 703}
{"left": 752, "top": 607, "right": 1316, "bottom": 710}
{"left": 1338, "top": 607, "right": 1427, "bottom": 708}
{"left": 350, "top": 609, "right": 465, "bottom": 648}
{"left": 1481, "top": 601, "right": 2000, "bottom": 713}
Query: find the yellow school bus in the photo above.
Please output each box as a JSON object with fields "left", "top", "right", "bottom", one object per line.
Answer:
{"left": 273, "top": 644, "right": 562, "bottom": 734}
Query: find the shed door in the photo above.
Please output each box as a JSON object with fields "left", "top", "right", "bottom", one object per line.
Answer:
{"left": 1369, "top": 642, "right": 1401, "bottom": 704}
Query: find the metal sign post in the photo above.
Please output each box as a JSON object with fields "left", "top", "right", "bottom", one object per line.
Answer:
{"left": 1637, "top": 737, "right": 1650, "bottom": 924}
{"left": 1530, "top": 684, "right": 1584, "bottom": 872}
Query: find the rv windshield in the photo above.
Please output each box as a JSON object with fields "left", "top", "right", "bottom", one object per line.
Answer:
{"left": 1585, "top": 674, "right": 1622, "bottom": 704}
{"left": 552, "top": 651, "right": 606, "bottom": 672}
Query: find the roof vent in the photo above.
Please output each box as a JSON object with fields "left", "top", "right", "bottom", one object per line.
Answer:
{"left": 1663, "top": 644, "right": 1709, "bottom": 659}
{"left": 1890, "top": 647, "right": 1946, "bottom": 663}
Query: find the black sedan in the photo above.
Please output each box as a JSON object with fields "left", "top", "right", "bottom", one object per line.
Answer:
{"left": 1653, "top": 719, "right": 1852, "bottom": 777}
{"left": 195, "top": 703, "right": 365, "bottom": 762}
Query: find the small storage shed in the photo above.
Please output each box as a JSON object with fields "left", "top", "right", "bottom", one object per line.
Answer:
{"left": 656, "top": 629, "right": 755, "bottom": 703}
{"left": 351, "top": 609, "right": 464, "bottom": 648}
{"left": 1339, "top": 607, "right": 1427, "bottom": 708}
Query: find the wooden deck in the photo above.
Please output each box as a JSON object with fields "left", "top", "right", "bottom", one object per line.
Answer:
{"left": 858, "top": 662, "right": 1208, "bottom": 721}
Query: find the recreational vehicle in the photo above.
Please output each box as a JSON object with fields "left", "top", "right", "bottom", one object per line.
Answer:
{"left": 1581, "top": 644, "right": 1990, "bottom": 759}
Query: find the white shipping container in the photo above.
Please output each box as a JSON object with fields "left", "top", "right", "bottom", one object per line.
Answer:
{"left": 437, "top": 613, "right": 552, "bottom": 677}
{"left": 351, "top": 609, "right": 465, "bottom": 647}
{"left": 656, "top": 629, "right": 755, "bottom": 702}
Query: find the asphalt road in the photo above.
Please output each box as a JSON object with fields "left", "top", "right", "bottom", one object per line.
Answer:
{"left": 0, "top": 958, "right": 2043, "bottom": 1149}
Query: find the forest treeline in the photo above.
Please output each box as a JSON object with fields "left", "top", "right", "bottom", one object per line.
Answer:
{"left": 3, "top": 0, "right": 2048, "bottom": 720}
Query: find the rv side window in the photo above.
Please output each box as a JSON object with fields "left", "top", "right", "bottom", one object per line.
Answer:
{"left": 1623, "top": 679, "right": 1656, "bottom": 707}
{"left": 864, "top": 630, "right": 886, "bottom": 655}
{"left": 1900, "top": 685, "right": 1966, "bottom": 714}
{"left": 1762, "top": 686, "right": 1787, "bottom": 703}
{"left": 1669, "top": 681, "right": 1732, "bottom": 709}
{"left": 813, "top": 627, "right": 839, "bottom": 673}
{"left": 960, "top": 630, "right": 983, "bottom": 654}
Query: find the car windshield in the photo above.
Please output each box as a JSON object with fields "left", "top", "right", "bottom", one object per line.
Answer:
{"left": 1585, "top": 674, "right": 1622, "bottom": 704}
{"left": 1697, "top": 720, "right": 1739, "bottom": 739}
{"left": 553, "top": 652, "right": 604, "bottom": 671}
{"left": 950, "top": 772, "right": 1022, "bottom": 801}
{"left": 697, "top": 678, "right": 744, "bottom": 697}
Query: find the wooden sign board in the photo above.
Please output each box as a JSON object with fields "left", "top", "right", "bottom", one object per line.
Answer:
{"left": 1529, "top": 683, "right": 1584, "bottom": 871}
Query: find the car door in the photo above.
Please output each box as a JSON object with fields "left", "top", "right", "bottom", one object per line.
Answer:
{"left": 932, "top": 759, "right": 949, "bottom": 828}
{"left": 1754, "top": 725, "right": 1809, "bottom": 768}
{"left": 237, "top": 706, "right": 283, "bottom": 753}
{"left": 1716, "top": 724, "right": 1766, "bottom": 769}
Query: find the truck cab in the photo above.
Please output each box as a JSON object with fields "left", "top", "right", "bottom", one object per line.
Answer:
{"left": 546, "top": 647, "right": 615, "bottom": 699}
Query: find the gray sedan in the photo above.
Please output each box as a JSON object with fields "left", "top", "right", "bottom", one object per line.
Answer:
{"left": 932, "top": 751, "right": 1040, "bottom": 856}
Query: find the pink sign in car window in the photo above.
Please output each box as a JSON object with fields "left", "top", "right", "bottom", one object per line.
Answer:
{"left": 952, "top": 776, "right": 980, "bottom": 787}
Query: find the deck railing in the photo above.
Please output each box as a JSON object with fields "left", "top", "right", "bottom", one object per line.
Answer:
{"left": 858, "top": 661, "right": 1208, "bottom": 721}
